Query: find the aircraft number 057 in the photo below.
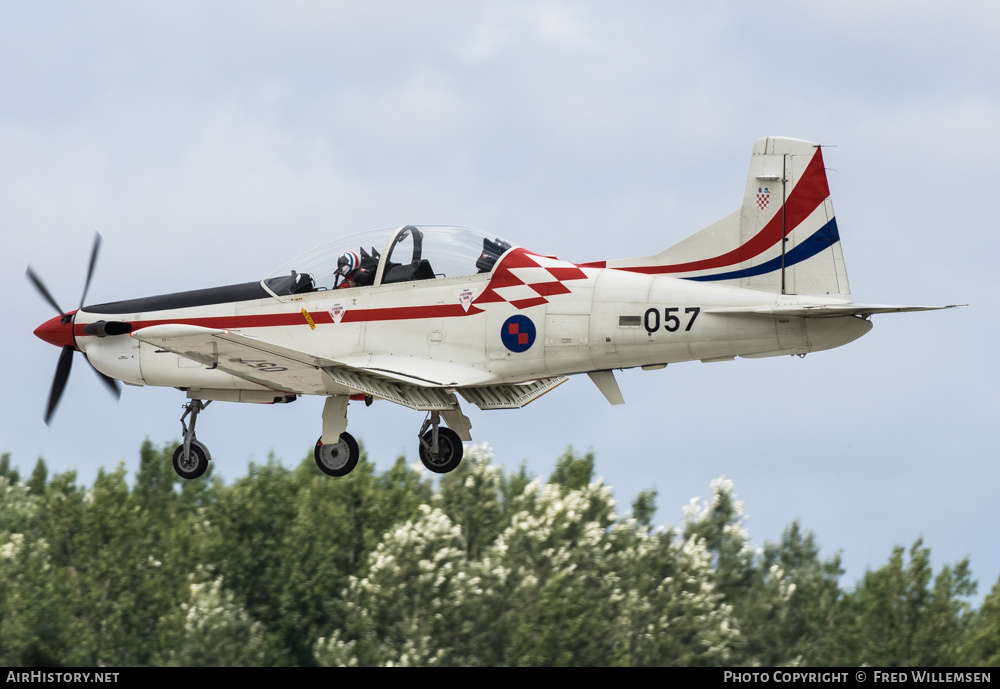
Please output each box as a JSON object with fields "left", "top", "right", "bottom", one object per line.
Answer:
{"left": 644, "top": 307, "right": 700, "bottom": 334}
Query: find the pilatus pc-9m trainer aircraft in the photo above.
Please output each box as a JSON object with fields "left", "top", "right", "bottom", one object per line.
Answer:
{"left": 29, "top": 137, "right": 959, "bottom": 480}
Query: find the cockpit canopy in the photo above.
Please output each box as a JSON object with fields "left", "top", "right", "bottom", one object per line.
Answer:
{"left": 263, "top": 225, "right": 515, "bottom": 297}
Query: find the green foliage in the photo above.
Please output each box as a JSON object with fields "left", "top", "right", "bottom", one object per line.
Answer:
{"left": 963, "top": 575, "right": 1000, "bottom": 665}
{"left": 0, "top": 442, "right": 987, "bottom": 666}
{"left": 323, "top": 448, "right": 735, "bottom": 667}
{"left": 754, "top": 522, "right": 846, "bottom": 665}
{"left": 835, "top": 540, "right": 977, "bottom": 666}
{"left": 27, "top": 458, "right": 47, "bottom": 497}
{"left": 548, "top": 446, "right": 595, "bottom": 491}
{"left": 0, "top": 453, "right": 20, "bottom": 486}
{"left": 155, "top": 571, "right": 267, "bottom": 666}
{"left": 437, "top": 445, "right": 503, "bottom": 560}
{"left": 631, "top": 488, "right": 657, "bottom": 527}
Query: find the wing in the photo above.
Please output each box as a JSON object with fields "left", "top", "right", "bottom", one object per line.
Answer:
{"left": 132, "top": 324, "right": 339, "bottom": 395}
{"left": 130, "top": 324, "right": 565, "bottom": 411}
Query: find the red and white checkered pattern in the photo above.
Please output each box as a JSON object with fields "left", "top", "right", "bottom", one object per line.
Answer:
{"left": 474, "top": 249, "right": 589, "bottom": 310}
{"left": 756, "top": 189, "right": 770, "bottom": 211}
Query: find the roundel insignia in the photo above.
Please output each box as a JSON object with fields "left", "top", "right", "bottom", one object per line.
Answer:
{"left": 500, "top": 314, "right": 536, "bottom": 353}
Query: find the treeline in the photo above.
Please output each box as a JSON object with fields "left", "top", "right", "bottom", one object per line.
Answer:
{"left": 0, "top": 443, "right": 996, "bottom": 667}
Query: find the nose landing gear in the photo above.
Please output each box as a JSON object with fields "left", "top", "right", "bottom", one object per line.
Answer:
{"left": 172, "top": 399, "right": 212, "bottom": 479}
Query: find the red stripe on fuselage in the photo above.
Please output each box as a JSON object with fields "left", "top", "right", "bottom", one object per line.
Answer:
{"left": 73, "top": 302, "right": 484, "bottom": 337}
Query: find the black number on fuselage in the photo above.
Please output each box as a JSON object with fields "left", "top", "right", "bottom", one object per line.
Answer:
{"left": 643, "top": 307, "right": 700, "bottom": 334}
{"left": 644, "top": 308, "right": 660, "bottom": 333}
{"left": 684, "top": 307, "right": 700, "bottom": 331}
{"left": 664, "top": 308, "right": 680, "bottom": 332}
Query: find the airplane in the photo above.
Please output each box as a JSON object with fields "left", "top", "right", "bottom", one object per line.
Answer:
{"left": 28, "top": 137, "right": 961, "bottom": 480}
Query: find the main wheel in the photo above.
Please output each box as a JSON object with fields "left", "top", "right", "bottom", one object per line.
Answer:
{"left": 172, "top": 440, "right": 210, "bottom": 480}
{"left": 418, "top": 427, "right": 464, "bottom": 474}
{"left": 314, "top": 432, "right": 360, "bottom": 477}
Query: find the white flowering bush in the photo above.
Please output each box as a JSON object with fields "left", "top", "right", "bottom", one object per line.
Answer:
{"left": 315, "top": 505, "right": 471, "bottom": 666}
{"left": 161, "top": 572, "right": 266, "bottom": 666}
{"left": 318, "top": 448, "right": 740, "bottom": 666}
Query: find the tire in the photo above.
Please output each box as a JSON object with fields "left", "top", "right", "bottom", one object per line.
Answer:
{"left": 172, "top": 440, "right": 209, "bottom": 480}
{"left": 314, "top": 432, "right": 360, "bottom": 477}
{"left": 418, "top": 427, "right": 464, "bottom": 474}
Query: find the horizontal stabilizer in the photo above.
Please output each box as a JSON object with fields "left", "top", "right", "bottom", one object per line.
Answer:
{"left": 705, "top": 303, "right": 966, "bottom": 318}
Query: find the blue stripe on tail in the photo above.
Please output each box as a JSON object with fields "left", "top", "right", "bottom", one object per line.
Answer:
{"left": 685, "top": 218, "right": 840, "bottom": 283}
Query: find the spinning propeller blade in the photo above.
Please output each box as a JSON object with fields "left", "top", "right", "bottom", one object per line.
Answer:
{"left": 25, "top": 266, "right": 66, "bottom": 320}
{"left": 45, "top": 346, "right": 75, "bottom": 426}
{"left": 29, "top": 233, "right": 121, "bottom": 424}
{"left": 88, "top": 358, "right": 122, "bottom": 401}
{"left": 79, "top": 232, "right": 101, "bottom": 311}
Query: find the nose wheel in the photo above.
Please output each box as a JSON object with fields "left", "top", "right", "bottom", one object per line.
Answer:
{"left": 173, "top": 439, "right": 210, "bottom": 479}
{"left": 314, "top": 432, "right": 360, "bottom": 477}
{"left": 172, "top": 399, "right": 212, "bottom": 480}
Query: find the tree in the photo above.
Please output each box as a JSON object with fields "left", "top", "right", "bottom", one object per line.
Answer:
{"left": 315, "top": 505, "right": 471, "bottom": 666}
{"left": 320, "top": 448, "right": 739, "bottom": 666}
{"left": 837, "top": 539, "right": 976, "bottom": 666}
{"left": 752, "top": 522, "right": 846, "bottom": 666}
{"left": 548, "top": 447, "right": 595, "bottom": 491}
{"left": 437, "top": 443, "right": 503, "bottom": 560}
{"left": 0, "top": 442, "right": 986, "bottom": 666}
{"left": 156, "top": 572, "right": 267, "bottom": 666}
{"left": 963, "top": 574, "right": 1000, "bottom": 665}
{"left": 0, "top": 453, "right": 20, "bottom": 486}
{"left": 631, "top": 488, "right": 658, "bottom": 528}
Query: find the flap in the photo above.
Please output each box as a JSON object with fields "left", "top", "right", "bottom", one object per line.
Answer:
{"left": 459, "top": 377, "right": 568, "bottom": 410}
{"left": 336, "top": 354, "right": 500, "bottom": 387}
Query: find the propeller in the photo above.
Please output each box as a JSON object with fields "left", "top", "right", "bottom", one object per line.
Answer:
{"left": 27, "top": 233, "right": 122, "bottom": 425}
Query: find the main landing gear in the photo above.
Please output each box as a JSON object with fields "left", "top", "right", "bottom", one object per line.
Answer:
{"left": 417, "top": 411, "right": 464, "bottom": 474}
{"left": 312, "top": 410, "right": 464, "bottom": 478}
{"left": 172, "top": 399, "right": 212, "bottom": 479}
{"left": 312, "top": 399, "right": 465, "bottom": 478}
{"left": 314, "top": 432, "right": 360, "bottom": 477}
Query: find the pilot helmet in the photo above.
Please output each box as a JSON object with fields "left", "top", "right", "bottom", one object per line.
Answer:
{"left": 337, "top": 251, "right": 361, "bottom": 278}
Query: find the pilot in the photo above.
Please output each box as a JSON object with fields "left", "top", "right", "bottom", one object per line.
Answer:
{"left": 336, "top": 251, "right": 361, "bottom": 289}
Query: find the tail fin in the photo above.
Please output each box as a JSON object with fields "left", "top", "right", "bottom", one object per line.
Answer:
{"left": 608, "top": 137, "right": 850, "bottom": 296}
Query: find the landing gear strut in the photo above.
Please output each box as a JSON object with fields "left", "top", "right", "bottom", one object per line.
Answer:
{"left": 172, "top": 399, "right": 212, "bottom": 480}
{"left": 417, "top": 412, "right": 464, "bottom": 474}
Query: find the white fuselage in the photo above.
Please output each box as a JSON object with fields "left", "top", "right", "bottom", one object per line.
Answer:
{"left": 76, "top": 264, "right": 871, "bottom": 398}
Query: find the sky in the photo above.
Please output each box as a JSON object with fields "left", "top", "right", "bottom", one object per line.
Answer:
{"left": 2, "top": 1, "right": 998, "bottom": 599}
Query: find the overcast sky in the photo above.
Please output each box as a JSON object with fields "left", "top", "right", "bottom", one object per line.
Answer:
{"left": 2, "top": 1, "right": 997, "bottom": 598}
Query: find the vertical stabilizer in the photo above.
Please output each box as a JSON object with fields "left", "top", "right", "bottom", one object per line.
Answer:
{"left": 604, "top": 137, "right": 851, "bottom": 297}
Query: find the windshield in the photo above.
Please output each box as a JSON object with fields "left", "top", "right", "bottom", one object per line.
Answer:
{"left": 263, "top": 225, "right": 516, "bottom": 296}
